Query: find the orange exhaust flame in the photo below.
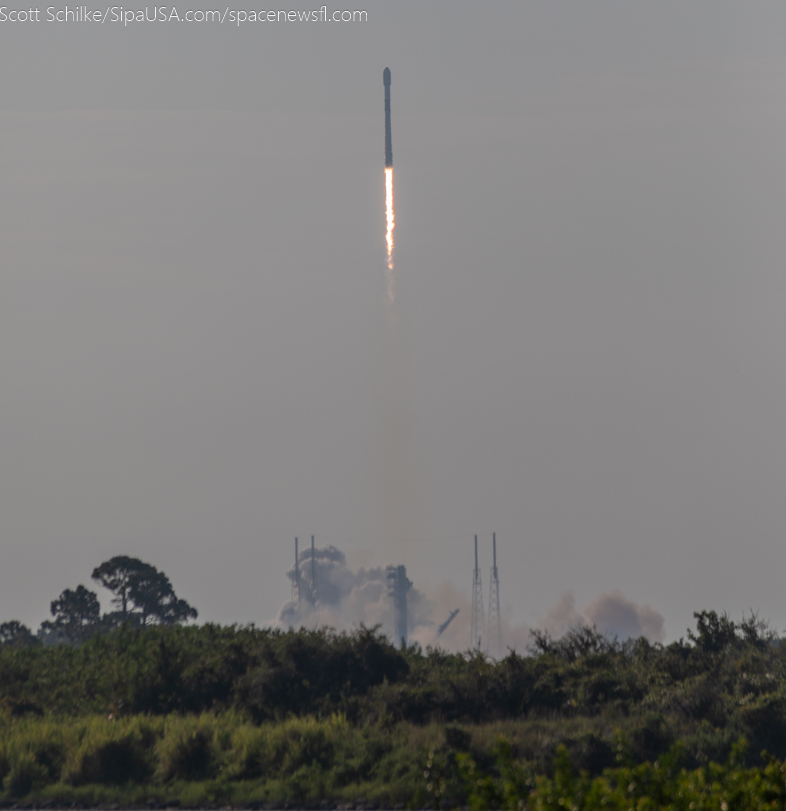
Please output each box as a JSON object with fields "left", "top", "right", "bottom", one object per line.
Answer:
{"left": 385, "top": 167, "right": 395, "bottom": 303}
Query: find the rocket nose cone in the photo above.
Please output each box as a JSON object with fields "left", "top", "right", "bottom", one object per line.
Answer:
{"left": 383, "top": 67, "right": 391, "bottom": 86}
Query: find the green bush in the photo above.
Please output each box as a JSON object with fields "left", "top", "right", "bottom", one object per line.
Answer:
{"left": 3, "top": 753, "right": 51, "bottom": 797}
{"left": 30, "top": 739, "right": 65, "bottom": 782}
{"left": 565, "top": 732, "right": 615, "bottom": 775}
{"left": 158, "top": 723, "right": 216, "bottom": 781}
{"left": 0, "top": 744, "right": 9, "bottom": 784}
{"left": 457, "top": 736, "right": 786, "bottom": 811}
{"left": 740, "top": 694, "right": 786, "bottom": 758}
{"left": 628, "top": 713, "right": 674, "bottom": 762}
{"left": 267, "top": 717, "right": 336, "bottom": 774}
{"left": 227, "top": 725, "right": 269, "bottom": 780}
{"left": 58, "top": 717, "right": 160, "bottom": 786}
{"left": 76, "top": 737, "right": 153, "bottom": 784}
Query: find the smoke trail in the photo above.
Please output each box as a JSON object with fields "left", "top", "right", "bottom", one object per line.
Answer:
{"left": 385, "top": 166, "right": 395, "bottom": 303}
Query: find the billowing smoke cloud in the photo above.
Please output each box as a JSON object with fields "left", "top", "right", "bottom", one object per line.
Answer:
{"left": 537, "top": 591, "right": 665, "bottom": 643}
{"left": 277, "top": 545, "right": 434, "bottom": 637}
{"left": 276, "top": 546, "right": 665, "bottom": 649}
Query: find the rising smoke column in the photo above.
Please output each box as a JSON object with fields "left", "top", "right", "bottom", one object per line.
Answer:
{"left": 383, "top": 67, "right": 395, "bottom": 302}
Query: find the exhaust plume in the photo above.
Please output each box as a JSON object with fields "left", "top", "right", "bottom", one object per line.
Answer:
{"left": 537, "top": 590, "right": 665, "bottom": 643}
{"left": 385, "top": 166, "right": 395, "bottom": 301}
{"left": 383, "top": 67, "right": 395, "bottom": 302}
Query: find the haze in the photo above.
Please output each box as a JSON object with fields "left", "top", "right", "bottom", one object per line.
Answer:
{"left": 1, "top": 1, "right": 785, "bottom": 643}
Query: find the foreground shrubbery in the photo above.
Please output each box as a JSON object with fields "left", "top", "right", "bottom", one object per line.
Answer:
{"left": 3, "top": 611, "right": 786, "bottom": 804}
{"left": 456, "top": 738, "right": 786, "bottom": 811}
{"left": 2, "top": 612, "right": 786, "bottom": 728}
{"left": 0, "top": 623, "right": 408, "bottom": 718}
{"left": 4, "top": 714, "right": 786, "bottom": 808}
{"left": 0, "top": 712, "right": 440, "bottom": 805}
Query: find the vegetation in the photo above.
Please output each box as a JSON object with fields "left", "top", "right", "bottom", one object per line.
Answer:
{"left": 2, "top": 610, "right": 786, "bottom": 806}
{"left": 457, "top": 738, "right": 786, "bottom": 811}
{"left": 8, "top": 555, "right": 198, "bottom": 646}
{"left": 91, "top": 556, "right": 198, "bottom": 629}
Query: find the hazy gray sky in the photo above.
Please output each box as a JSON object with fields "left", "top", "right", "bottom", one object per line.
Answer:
{"left": 2, "top": 1, "right": 786, "bottom": 643}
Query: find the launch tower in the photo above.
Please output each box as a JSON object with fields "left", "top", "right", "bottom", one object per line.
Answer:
{"left": 307, "top": 535, "right": 317, "bottom": 605}
{"left": 471, "top": 535, "right": 484, "bottom": 650}
{"left": 386, "top": 564, "right": 411, "bottom": 647}
{"left": 488, "top": 533, "right": 502, "bottom": 657}
{"left": 291, "top": 537, "right": 301, "bottom": 609}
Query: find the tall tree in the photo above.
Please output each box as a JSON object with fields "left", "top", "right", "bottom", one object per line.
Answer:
{"left": 92, "top": 555, "right": 197, "bottom": 627}
{"left": 42, "top": 585, "right": 100, "bottom": 643}
{"left": 0, "top": 620, "right": 37, "bottom": 647}
{"left": 91, "top": 556, "right": 156, "bottom": 619}
{"left": 127, "top": 568, "right": 197, "bottom": 626}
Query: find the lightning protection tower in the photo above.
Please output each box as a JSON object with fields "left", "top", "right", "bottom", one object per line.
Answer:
{"left": 471, "top": 535, "right": 484, "bottom": 650}
{"left": 487, "top": 532, "right": 502, "bottom": 657}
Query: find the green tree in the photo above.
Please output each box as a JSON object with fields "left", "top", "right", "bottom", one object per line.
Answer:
{"left": 92, "top": 556, "right": 156, "bottom": 619}
{"left": 92, "top": 555, "right": 197, "bottom": 627}
{"left": 127, "top": 568, "right": 197, "bottom": 626}
{"left": 0, "top": 620, "right": 38, "bottom": 647}
{"left": 42, "top": 585, "right": 100, "bottom": 643}
{"left": 689, "top": 610, "right": 738, "bottom": 653}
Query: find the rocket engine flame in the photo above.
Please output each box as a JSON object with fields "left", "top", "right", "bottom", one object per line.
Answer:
{"left": 385, "top": 167, "right": 395, "bottom": 301}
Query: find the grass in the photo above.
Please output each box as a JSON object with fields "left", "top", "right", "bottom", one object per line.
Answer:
{"left": 0, "top": 709, "right": 774, "bottom": 807}
{"left": 0, "top": 711, "right": 439, "bottom": 806}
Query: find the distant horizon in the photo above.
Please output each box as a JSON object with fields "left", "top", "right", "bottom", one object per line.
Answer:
{"left": 3, "top": 542, "right": 732, "bottom": 650}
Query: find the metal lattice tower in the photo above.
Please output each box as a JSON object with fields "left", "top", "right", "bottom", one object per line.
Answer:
{"left": 488, "top": 532, "right": 502, "bottom": 658}
{"left": 471, "top": 535, "right": 484, "bottom": 650}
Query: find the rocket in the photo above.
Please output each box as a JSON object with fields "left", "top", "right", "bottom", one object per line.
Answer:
{"left": 382, "top": 67, "right": 396, "bottom": 279}
{"left": 383, "top": 67, "right": 392, "bottom": 168}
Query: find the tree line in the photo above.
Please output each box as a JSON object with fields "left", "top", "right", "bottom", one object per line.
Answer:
{"left": 2, "top": 614, "right": 786, "bottom": 806}
{"left": 2, "top": 609, "right": 786, "bottom": 770}
{"left": 0, "top": 556, "right": 196, "bottom": 646}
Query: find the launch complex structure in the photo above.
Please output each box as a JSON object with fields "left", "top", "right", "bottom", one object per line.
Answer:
{"left": 290, "top": 536, "right": 318, "bottom": 606}
{"left": 386, "top": 565, "right": 411, "bottom": 647}
{"left": 288, "top": 533, "right": 502, "bottom": 654}
{"left": 289, "top": 537, "right": 413, "bottom": 647}
{"left": 471, "top": 534, "right": 503, "bottom": 657}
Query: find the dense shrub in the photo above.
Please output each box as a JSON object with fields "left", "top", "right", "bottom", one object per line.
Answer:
{"left": 0, "top": 610, "right": 786, "bottom": 804}
{"left": 3, "top": 611, "right": 783, "bottom": 732}
{"left": 158, "top": 723, "right": 217, "bottom": 782}
{"left": 3, "top": 712, "right": 786, "bottom": 807}
{"left": 3, "top": 753, "right": 50, "bottom": 797}
{"left": 75, "top": 737, "right": 153, "bottom": 784}
{"left": 456, "top": 737, "right": 786, "bottom": 811}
